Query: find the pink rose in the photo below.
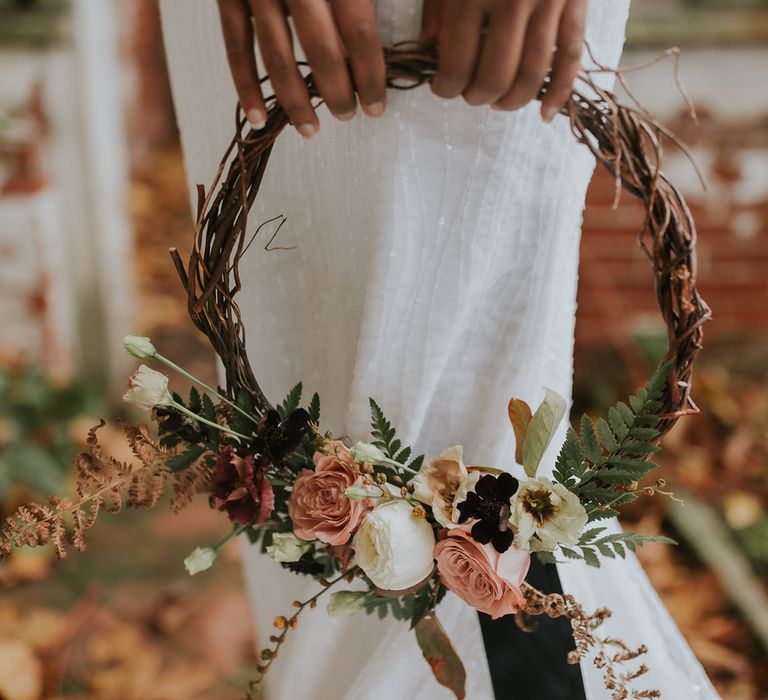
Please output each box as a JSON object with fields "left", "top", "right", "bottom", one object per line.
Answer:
{"left": 288, "top": 441, "right": 370, "bottom": 546}
{"left": 434, "top": 522, "right": 530, "bottom": 619}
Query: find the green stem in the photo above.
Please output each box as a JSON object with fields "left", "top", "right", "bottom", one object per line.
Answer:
{"left": 156, "top": 354, "right": 259, "bottom": 425}
{"left": 171, "top": 401, "right": 251, "bottom": 440}
{"left": 214, "top": 521, "right": 252, "bottom": 552}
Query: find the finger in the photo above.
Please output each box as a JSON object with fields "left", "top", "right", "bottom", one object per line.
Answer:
{"left": 217, "top": 0, "right": 267, "bottom": 128}
{"left": 540, "top": 0, "right": 586, "bottom": 122}
{"left": 286, "top": 0, "right": 356, "bottom": 120}
{"left": 463, "top": 2, "right": 529, "bottom": 106}
{"left": 251, "top": 0, "right": 318, "bottom": 138}
{"left": 419, "top": 0, "right": 443, "bottom": 45}
{"left": 431, "top": 0, "right": 484, "bottom": 99}
{"left": 331, "top": 0, "right": 386, "bottom": 117}
{"left": 494, "top": 0, "right": 563, "bottom": 112}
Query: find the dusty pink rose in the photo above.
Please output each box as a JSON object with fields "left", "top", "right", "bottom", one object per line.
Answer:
{"left": 288, "top": 441, "right": 370, "bottom": 546}
{"left": 434, "top": 522, "right": 530, "bottom": 619}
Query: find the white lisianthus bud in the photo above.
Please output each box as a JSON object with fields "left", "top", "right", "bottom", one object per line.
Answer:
{"left": 349, "top": 441, "right": 389, "bottom": 465}
{"left": 184, "top": 546, "right": 217, "bottom": 575}
{"left": 266, "top": 532, "right": 311, "bottom": 563}
{"left": 352, "top": 500, "right": 435, "bottom": 590}
{"left": 344, "top": 485, "right": 374, "bottom": 501}
{"left": 122, "top": 364, "right": 173, "bottom": 410}
{"left": 327, "top": 590, "right": 368, "bottom": 616}
{"left": 123, "top": 335, "right": 157, "bottom": 360}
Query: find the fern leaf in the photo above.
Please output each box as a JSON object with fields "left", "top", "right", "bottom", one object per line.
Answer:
{"left": 278, "top": 383, "right": 303, "bottom": 419}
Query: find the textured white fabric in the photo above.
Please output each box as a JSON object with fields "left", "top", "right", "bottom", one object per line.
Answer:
{"left": 160, "top": 1, "right": 720, "bottom": 698}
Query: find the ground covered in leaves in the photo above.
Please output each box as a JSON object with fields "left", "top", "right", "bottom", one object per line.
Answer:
{"left": 0, "top": 143, "right": 765, "bottom": 700}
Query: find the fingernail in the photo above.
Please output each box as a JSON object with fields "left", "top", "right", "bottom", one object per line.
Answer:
{"left": 542, "top": 105, "right": 559, "bottom": 123}
{"left": 337, "top": 110, "right": 356, "bottom": 121}
{"left": 297, "top": 123, "right": 317, "bottom": 139}
{"left": 247, "top": 108, "right": 266, "bottom": 130}
{"left": 365, "top": 101, "right": 385, "bottom": 117}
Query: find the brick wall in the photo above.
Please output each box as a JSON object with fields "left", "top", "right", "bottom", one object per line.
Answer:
{"left": 577, "top": 118, "right": 768, "bottom": 352}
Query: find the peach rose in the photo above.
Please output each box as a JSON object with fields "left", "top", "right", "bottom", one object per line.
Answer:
{"left": 288, "top": 441, "right": 370, "bottom": 546}
{"left": 434, "top": 522, "right": 530, "bottom": 619}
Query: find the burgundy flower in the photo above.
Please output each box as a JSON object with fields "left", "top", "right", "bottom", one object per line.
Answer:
{"left": 210, "top": 447, "right": 275, "bottom": 526}
{"left": 457, "top": 472, "right": 519, "bottom": 553}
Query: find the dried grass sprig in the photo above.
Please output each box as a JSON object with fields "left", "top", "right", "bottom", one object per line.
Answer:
{"left": 175, "top": 41, "right": 710, "bottom": 435}
{"left": 0, "top": 422, "right": 210, "bottom": 559}
{"left": 521, "top": 582, "right": 659, "bottom": 699}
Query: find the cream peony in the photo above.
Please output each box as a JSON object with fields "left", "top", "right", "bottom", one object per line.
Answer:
{"left": 510, "top": 477, "right": 588, "bottom": 552}
{"left": 122, "top": 364, "right": 173, "bottom": 410}
{"left": 411, "top": 446, "right": 478, "bottom": 529}
{"left": 352, "top": 500, "right": 435, "bottom": 590}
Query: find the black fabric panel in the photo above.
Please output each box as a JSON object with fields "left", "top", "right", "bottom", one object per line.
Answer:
{"left": 478, "top": 556, "right": 586, "bottom": 700}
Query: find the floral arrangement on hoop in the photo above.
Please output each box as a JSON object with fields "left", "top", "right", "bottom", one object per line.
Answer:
{"left": 0, "top": 43, "right": 710, "bottom": 700}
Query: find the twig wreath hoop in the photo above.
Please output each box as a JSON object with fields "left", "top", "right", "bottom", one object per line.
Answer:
{"left": 170, "top": 42, "right": 710, "bottom": 432}
{"left": 2, "top": 43, "right": 711, "bottom": 699}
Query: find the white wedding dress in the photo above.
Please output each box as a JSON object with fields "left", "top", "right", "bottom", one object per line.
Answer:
{"left": 160, "top": 2, "right": 720, "bottom": 698}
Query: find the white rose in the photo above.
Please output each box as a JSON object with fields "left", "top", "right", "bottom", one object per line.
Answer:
{"left": 352, "top": 500, "right": 435, "bottom": 590}
{"left": 122, "top": 364, "right": 173, "bottom": 410}
{"left": 184, "top": 546, "right": 217, "bottom": 575}
{"left": 266, "top": 532, "right": 311, "bottom": 563}
{"left": 123, "top": 335, "right": 157, "bottom": 360}
{"left": 510, "top": 477, "right": 588, "bottom": 552}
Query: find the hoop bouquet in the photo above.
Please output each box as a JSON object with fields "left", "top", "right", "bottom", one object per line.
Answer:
{"left": 1, "top": 43, "right": 710, "bottom": 699}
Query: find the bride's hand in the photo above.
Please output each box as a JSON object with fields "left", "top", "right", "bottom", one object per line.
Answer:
{"left": 421, "top": 0, "right": 587, "bottom": 122}
{"left": 216, "top": 0, "right": 386, "bottom": 138}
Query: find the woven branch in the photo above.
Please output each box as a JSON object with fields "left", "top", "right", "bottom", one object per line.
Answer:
{"left": 175, "top": 42, "right": 710, "bottom": 434}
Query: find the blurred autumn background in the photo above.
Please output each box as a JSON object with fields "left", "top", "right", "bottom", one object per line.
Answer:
{"left": 0, "top": 0, "right": 767, "bottom": 698}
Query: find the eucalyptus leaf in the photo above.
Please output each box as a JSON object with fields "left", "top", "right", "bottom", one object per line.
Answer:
{"left": 521, "top": 389, "right": 567, "bottom": 478}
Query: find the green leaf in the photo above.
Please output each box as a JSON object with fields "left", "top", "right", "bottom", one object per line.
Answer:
{"left": 560, "top": 547, "right": 581, "bottom": 559}
{"left": 579, "top": 415, "right": 602, "bottom": 465}
{"left": 507, "top": 398, "right": 532, "bottom": 466}
{"left": 581, "top": 547, "right": 600, "bottom": 567}
{"left": 188, "top": 386, "right": 202, "bottom": 414}
{"left": 415, "top": 615, "right": 467, "bottom": 700}
{"left": 395, "top": 446, "right": 412, "bottom": 464}
{"left": 535, "top": 550, "right": 557, "bottom": 565}
{"left": 596, "top": 418, "right": 619, "bottom": 453}
{"left": 278, "top": 383, "right": 303, "bottom": 420}
{"left": 201, "top": 393, "right": 216, "bottom": 422}
{"left": 308, "top": 392, "right": 321, "bottom": 423}
{"left": 521, "top": 389, "right": 567, "bottom": 478}
{"left": 579, "top": 527, "right": 606, "bottom": 543}
{"left": 608, "top": 406, "right": 629, "bottom": 440}
{"left": 168, "top": 444, "right": 207, "bottom": 472}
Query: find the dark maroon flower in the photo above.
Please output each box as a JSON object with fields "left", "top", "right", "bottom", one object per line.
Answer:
{"left": 457, "top": 472, "right": 519, "bottom": 553}
{"left": 210, "top": 447, "right": 275, "bottom": 526}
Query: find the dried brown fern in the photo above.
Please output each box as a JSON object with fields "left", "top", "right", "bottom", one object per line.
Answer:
{"left": 0, "top": 422, "right": 210, "bottom": 560}
{"left": 521, "top": 583, "right": 659, "bottom": 698}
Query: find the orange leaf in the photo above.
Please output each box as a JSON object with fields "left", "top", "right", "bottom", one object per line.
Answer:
{"left": 415, "top": 615, "right": 466, "bottom": 700}
{"left": 508, "top": 398, "right": 532, "bottom": 466}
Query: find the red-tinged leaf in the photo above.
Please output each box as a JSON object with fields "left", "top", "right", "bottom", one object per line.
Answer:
{"left": 414, "top": 614, "right": 466, "bottom": 700}
{"left": 508, "top": 398, "right": 532, "bottom": 466}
